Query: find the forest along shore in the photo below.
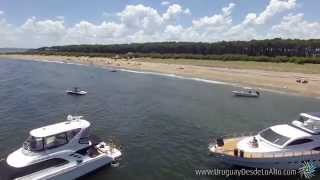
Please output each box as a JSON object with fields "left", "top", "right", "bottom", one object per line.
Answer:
{"left": 1, "top": 54, "right": 320, "bottom": 97}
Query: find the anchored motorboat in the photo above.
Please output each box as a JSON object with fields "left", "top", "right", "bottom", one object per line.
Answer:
{"left": 1, "top": 115, "right": 122, "bottom": 180}
{"left": 232, "top": 88, "right": 260, "bottom": 97}
{"left": 66, "top": 87, "right": 87, "bottom": 95}
{"left": 209, "top": 112, "right": 320, "bottom": 169}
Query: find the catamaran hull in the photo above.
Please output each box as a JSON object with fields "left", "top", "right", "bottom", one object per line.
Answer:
{"left": 47, "top": 156, "right": 114, "bottom": 180}
{"left": 210, "top": 153, "right": 320, "bottom": 170}
{"left": 15, "top": 156, "right": 114, "bottom": 180}
{"left": 15, "top": 149, "right": 121, "bottom": 180}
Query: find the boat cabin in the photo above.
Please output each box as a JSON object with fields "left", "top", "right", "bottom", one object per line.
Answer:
{"left": 23, "top": 115, "right": 91, "bottom": 152}
{"left": 254, "top": 113, "right": 320, "bottom": 149}
{"left": 73, "top": 87, "right": 80, "bottom": 92}
{"left": 7, "top": 116, "right": 92, "bottom": 168}
{"left": 256, "top": 124, "right": 311, "bottom": 149}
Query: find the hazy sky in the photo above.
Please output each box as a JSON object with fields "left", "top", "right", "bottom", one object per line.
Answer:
{"left": 0, "top": 0, "right": 319, "bottom": 48}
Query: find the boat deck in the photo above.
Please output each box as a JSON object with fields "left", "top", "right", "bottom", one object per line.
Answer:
{"left": 214, "top": 138, "right": 240, "bottom": 156}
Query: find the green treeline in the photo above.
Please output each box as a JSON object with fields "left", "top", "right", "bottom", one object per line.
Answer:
{"left": 29, "top": 38, "right": 320, "bottom": 64}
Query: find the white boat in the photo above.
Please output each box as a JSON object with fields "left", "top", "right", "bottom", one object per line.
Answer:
{"left": 208, "top": 112, "right": 320, "bottom": 169}
{"left": 66, "top": 87, "right": 87, "bottom": 95}
{"left": 232, "top": 89, "right": 260, "bottom": 97}
{"left": 1, "top": 115, "right": 122, "bottom": 180}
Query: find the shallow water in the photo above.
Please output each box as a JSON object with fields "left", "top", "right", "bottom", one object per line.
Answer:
{"left": 0, "top": 58, "right": 319, "bottom": 180}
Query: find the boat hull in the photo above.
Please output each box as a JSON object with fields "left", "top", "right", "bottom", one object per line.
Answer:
{"left": 210, "top": 153, "right": 320, "bottom": 170}
{"left": 15, "top": 147, "right": 121, "bottom": 180}
{"left": 232, "top": 91, "right": 259, "bottom": 97}
{"left": 47, "top": 155, "right": 114, "bottom": 180}
{"left": 66, "top": 91, "right": 87, "bottom": 95}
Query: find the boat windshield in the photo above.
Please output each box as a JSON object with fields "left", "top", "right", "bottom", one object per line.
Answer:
{"left": 298, "top": 115, "right": 309, "bottom": 122}
{"left": 295, "top": 115, "right": 320, "bottom": 132}
{"left": 259, "top": 128, "right": 290, "bottom": 146}
{"left": 23, "top": 136, "right": 44, "bottom": 152}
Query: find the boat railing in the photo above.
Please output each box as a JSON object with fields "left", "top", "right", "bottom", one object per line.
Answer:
{"left": 249, "top": 149, "right": 320, "bottom": 159}
{"left": 213, "top": 144, "right": 320, "bottom": 159}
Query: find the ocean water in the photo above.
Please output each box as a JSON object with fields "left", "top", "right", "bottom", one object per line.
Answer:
{"left": 0, "top": 58, "right": 319, "bottom": 180}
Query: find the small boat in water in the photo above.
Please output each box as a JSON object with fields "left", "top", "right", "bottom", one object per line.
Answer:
{"left": 209, "top": 112, "right": 320, "bottom": 170}
{"left": 2, "top": 115, "right": 122, "bottom": 180}
{"left": 66, "top": 87, "right": 87, "bottom": 95}
{"left": 232, "top": 89, "right": 260, "bottom": 97}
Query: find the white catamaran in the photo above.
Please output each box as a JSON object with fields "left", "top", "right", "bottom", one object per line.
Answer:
{"left": 1, "top": 115, "right": 121, "bottom": 180}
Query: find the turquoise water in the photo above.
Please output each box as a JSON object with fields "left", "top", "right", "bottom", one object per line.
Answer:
{"left": 0, "top": 58, "right": 319, "bottom": 180}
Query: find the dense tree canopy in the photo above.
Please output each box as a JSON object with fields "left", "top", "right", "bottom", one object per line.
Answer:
{"left": 27, "top": 39, "right": 320, "bottom": 64}
{"left": 35, "top": 39, "right": 320, "bottom": 57}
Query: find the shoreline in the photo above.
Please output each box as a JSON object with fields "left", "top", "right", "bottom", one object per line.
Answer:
{"left": 1, "top": 54, "right": 320, "bottom": 98}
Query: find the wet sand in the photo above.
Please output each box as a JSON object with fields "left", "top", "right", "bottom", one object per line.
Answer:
{"left": 1, "top": 54, "right": 320, "bottom": 97}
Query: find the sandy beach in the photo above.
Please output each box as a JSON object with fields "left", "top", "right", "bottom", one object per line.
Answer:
{"left": 1, "top": 54, "right": 320, "bottom": 97}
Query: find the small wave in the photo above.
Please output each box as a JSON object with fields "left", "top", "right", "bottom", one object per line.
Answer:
{"left": 119, "top": 69, "right": 229, "bottom": 85}
{"left": 38, "top": 59, "right": 87, "bottom": 67}
{"left": 65, "top": 62, "right": 86, "bottom": 66}
{"left": 41, "top": 60, "right": 65, "bottom": 64}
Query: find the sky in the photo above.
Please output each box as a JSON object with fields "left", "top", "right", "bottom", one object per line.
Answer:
{"left": 0, "top": 0, "right": 319, "bottom": 48}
